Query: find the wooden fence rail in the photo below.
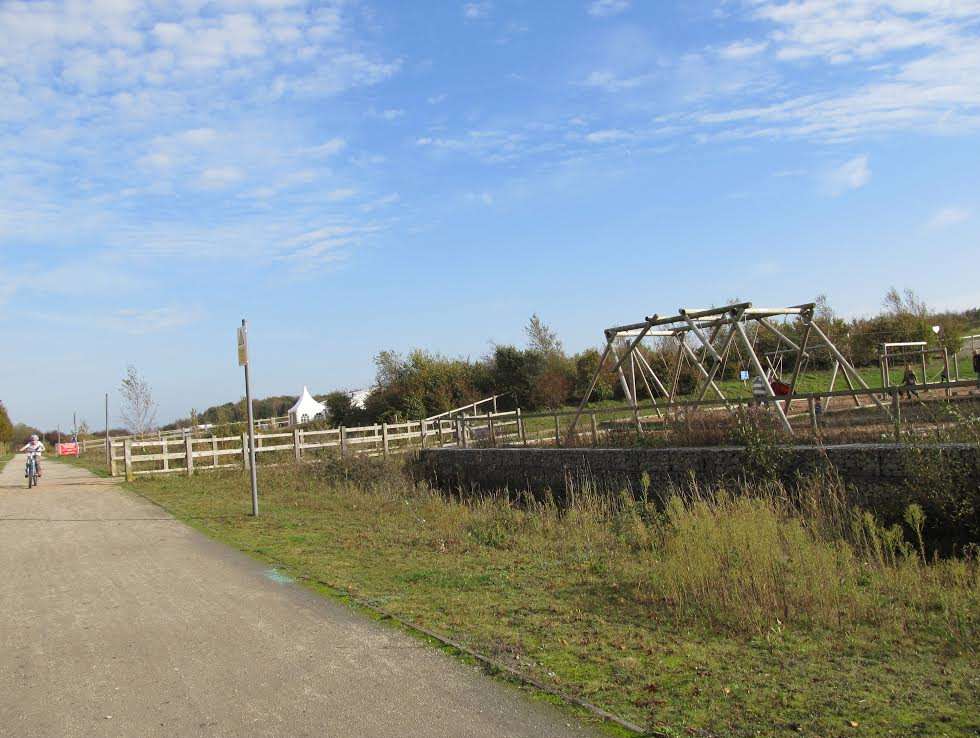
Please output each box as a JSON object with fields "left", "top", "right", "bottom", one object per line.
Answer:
{"left": 99, "top": 416, "right": 476, "bottom": 480}
{"left": 84, "top": 379, "right": 979, "bottom": 479}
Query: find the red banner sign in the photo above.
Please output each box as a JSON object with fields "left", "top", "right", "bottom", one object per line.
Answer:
{"left": 56, "top": 442, "right": 80, "bottom": 457}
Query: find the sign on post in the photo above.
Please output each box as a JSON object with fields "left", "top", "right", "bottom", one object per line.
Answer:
{"left": 237, "top": 325, "right": 248, "bottom": 367}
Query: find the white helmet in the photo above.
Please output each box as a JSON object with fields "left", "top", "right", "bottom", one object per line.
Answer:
{"left": 30, "top": 434, "right": 38, "bottom": 441}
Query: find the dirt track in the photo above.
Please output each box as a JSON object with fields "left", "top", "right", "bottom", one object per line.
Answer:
{"left": 0, "top": 456, "right": 596, "bottom": 738}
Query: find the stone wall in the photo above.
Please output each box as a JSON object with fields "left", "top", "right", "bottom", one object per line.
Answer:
{"left": 418, "top": 444, "right": 980, "bottom": 496}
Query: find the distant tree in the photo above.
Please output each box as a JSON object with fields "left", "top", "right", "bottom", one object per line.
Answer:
{"left": 0, "top": 402, "right": 12, "bottom": 445}
{"left": 77, "top": 420, "right": 91, "bottom": 437}
{"left": 11, "top": 423, "right": 41, "bottom": 445}
{"left": 532, "top": 355, "right": 574, "bottom": 409}
{"left": 574, "top": 349, "right": 616, "bottom": 402}
{"left": 525, "top": 314, "right": 563, "bottom": 356}
{"left": 490, "top": 345, "right": 544, "bottom": 408}
{"left": 883, "top": 287, "right": 928, "bottom": 318}
{"left": 119, "top": 365, "right": 157, "bottom": 436}
{"left": 323, "top": 391, "right": 369, "bottom": 427}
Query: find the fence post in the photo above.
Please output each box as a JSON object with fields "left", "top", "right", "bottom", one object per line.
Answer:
{"left": 437, "top": 421, "right": 444, "bottom": 447}
{"left": 340, "top": 426, "right": 348, "bottom": 457}
{"left": 891, "top": 390, "right": 901, "bottom": 442}
{"left": 211, "top": 435, "right": 218, "bottom": 468}
{"left": 293, "top": 427, "right": 301, "bottom": 462}
{"left": 161, "top": 436, "right": 169, "bottom": 472}
{"left": 185, "top": 435, "right": 194, "bottom": 477}
{"left": 553, "top": 413, "right": 561, "bottom": 447}
{"left": 241, "top": 432, "right": 250, "bottom": 470}
{"left": 590, "top": 412, "right": 599, "bottom": 447}
{"left": 420, "top": 420, "right": 427, "bottom": 449}
{"left": 124, "top": 439, "right": 133, "bottom": 482}
{"left": 457, "top": 418, "right": 468, "bottom": 448}
{"left": 488, "top": 415, "right": 496, "bottom": 447}
{"left": 382, "top": 423, "right": 389, "bottom": 457}
{"left": 518, "top": 409, "right": 527, "bottom": 446}
{"left": 109, "top": 441, "right": 118, "bottom": 477}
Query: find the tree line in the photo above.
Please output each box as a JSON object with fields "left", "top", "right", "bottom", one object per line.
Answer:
{"left": 8, "top": 288, "right": 967, "bottom": 443}
{"left": 157, "top": 288, "right": 978, "bottom": 431}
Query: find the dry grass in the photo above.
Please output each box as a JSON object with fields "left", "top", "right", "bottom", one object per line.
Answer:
{"left": 64, "top": 450, "right": 980, "bottom": 738}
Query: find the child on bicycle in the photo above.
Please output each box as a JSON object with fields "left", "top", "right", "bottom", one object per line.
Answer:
{"left": 20, "top": 434, "right": 45, "bottom": 478}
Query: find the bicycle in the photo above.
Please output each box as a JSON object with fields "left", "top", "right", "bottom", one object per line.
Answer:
{"left": 25, "top": 451, "right": 40, "bottom": 489}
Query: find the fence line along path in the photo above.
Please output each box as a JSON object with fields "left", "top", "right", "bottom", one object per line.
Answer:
{"left": 81, "top": 380, "right": 979, "bottom": 480}
{"left": 96, "top": 410, "right": 527, "bottom": 480}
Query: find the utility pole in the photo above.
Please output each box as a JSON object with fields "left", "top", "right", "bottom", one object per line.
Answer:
{"left": 73, "top": 412, "right": 77, "bottom": 442}
{"left": 105, "top": 392, "right": 111, "bottom": 467}
{"left": 238, "top": 319, "right": 259, "bottom": 516}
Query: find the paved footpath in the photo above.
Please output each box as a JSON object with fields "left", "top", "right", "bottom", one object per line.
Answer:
{"left": 0, "top": 457, "right": 598, "bottom": 738}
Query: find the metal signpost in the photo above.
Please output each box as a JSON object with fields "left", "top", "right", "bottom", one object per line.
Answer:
{"left": 105, "top": 393, "right": 111, "bottom": 468}
{"left": 239, "top": 319, "right": 259, "bottom": 516}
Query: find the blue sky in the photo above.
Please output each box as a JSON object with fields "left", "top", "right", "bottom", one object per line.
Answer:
{"left": 1, "top": 0, "right": 978, "bottom": 431}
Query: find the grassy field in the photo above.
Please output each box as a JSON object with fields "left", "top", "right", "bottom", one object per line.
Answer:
{"left": 62, "top": 452, "right": 979, "bottom": 737}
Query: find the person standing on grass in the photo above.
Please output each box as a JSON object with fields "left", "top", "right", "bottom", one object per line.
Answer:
{"left": 902, "top": 365, "right": 919, "bottom": 400}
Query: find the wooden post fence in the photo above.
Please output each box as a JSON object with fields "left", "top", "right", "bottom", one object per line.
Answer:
{"left": 123, "top": 439, "right": 133, "bottom": 482}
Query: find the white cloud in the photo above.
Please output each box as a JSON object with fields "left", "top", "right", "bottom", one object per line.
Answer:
{"left": 717, "top": 39, "right": 768, "bottom": 60}
{"left": 463, "top": 2, "right": 492, "bottom": 20}
{"left": 465, "top": 192, "right": 494, "bottom": 206}
{"left": 326, "top": 188, "right": 357, "bottom": 202}
{"left": 823, "top": 155, "right": 871, "bottom": 196}
{"left": 111, "top": 306, "right": 200, "bottom": 335}
{"left": 588, "top": 0, "right": 631, "bottom": 17}
{"left": 198, "top": 166, "right": 244, "bottom": 189}
{"left": 278, "top": 221, "right": 383, "bottom": 268}
{"left": 748, "top": 0, "right": 980, "bottom": 64}
{"left": 361, "top": 193, "right": 400, "bottom": 212}
{"left": 928, "top": 206, "right": 972, "bottom": 228}
{"left": 582, "top": 70, "right": 655, "bottom": 93}
{"left": 307, "top": 137, "right": 347, "bottom": 157}
{"left": 693, "top": 1, "right": 980, "bottom": 141}
{"left": 584, "top": 129, "right": 631, "bottom": 143}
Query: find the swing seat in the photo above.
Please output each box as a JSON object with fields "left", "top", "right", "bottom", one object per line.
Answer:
{"left": 770, "top": 380, "right": 792, "bottom": 396}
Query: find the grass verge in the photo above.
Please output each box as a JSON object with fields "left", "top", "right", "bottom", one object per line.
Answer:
{"left": 61, "top": 452, "right": 980, "bottom": 737}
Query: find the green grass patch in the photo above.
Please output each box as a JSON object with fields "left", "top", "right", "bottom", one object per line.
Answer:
{"left": 96, "top": 459, "right": 979, "bottom": 737}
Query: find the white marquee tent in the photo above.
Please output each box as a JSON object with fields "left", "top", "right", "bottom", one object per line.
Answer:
{"left": 288, "top": 386, "right": 327, "bottom": 426}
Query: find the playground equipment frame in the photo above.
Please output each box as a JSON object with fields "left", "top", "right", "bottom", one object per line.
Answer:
{"left": 567, "top": 300, "right": 890, "bottom": 438}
